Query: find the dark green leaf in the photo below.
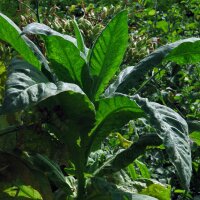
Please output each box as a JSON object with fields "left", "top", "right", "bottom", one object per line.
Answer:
{"left": 133, "top": 95, "right": 191, "bottom": 190}
{"left": 104, "top": 38, "right": 200, "bottom": 96}
{"left": 89, "top": 10, "right": 128, "bottom": 100}
{"left": 0, "top": 151, "right": 53, "bottom": 200}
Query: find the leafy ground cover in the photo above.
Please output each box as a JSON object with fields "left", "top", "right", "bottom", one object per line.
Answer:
{"left": 0, "top": 1, "right": 199, "bottom": 199}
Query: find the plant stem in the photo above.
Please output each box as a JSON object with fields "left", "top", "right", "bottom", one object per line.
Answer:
{"left": 35, "top": 0, "right": 40, "bottom": 23}
{"left": 77, "top": 172, "right": 86, "bottom": 200}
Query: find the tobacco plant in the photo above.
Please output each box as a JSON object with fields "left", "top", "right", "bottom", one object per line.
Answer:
{"left": 0, "top": 10, "right": 199, "bottom": 199}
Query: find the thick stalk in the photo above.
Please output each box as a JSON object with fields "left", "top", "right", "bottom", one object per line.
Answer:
{"left": 77, "top": 172, "right": 86, "bottom": 200}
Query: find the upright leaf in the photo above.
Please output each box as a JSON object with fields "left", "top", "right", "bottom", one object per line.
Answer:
{"left": 88, "top": 94, "right": 144, "bottom": 152}
{"left": 104, "top": 38, "right": 200, "bottom": 96}
{"left": 133, "top": 95, "right": 191, "bottom": 190}
{"left": 22, "top": 23, "right": 88, "bottom": 88}
{"left": 0, "top": 151, "right": 53, "bottom": 200}
{"left": 89, "top": 10, "right": 128, "bottom": 100}
{"left": 0, "top": 13, "right": 45, "bottom": 69}
{"left": 72, "top": 19, "right": 88, "bottom": 56}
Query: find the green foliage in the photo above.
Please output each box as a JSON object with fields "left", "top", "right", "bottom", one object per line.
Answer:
{"left": 0, "top": 8, "right": 197, "bottom": 200}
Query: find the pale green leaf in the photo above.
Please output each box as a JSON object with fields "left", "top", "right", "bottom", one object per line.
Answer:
{"left": 104, "top": 38, "right": 200, "bottom": 96}
{"left": 133, "top": 95, "right": 191, "bottom": 190}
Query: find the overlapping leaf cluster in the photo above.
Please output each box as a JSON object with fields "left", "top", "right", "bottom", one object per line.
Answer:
{"left": 0, "top": 9, "right": 198, "bottom": 200}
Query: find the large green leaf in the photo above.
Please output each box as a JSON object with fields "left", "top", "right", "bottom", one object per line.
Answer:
{"left": 88, "top": 94, "right": 144, "bottom": 152}
{"left": 104, "top": 38, "right": 200, "bottom": 96}
{"left": 1, "top": 59, "right": 93, "bottom": 115}
{"left": 89, "top": 10, "right": 128, "bottom": 100}
{"left": 133, "top": 95, "right": 191, "bottom": 190}
{"left": 0, "top": 13, "right": 45, "bottom": 70}
{"left": 22, "top": 23, "right": 88, "bottom": 88}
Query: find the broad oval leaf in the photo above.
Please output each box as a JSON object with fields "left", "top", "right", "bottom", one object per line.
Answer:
{"left": 133, "top": 95, "right": 191, "bottom": 190}
{"left": 104, "top": 38, "right": 200, "bottom": 96}
{"left": 88, "top": 94, "right": 144, "bottom": 152}
{"left": 0, "top": 13, "right": 46, "bottom": 70}
{"left": 89, "top": 10, "right": 128, "bottom": 100}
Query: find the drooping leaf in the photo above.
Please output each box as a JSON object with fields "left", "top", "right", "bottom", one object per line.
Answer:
{"left": 94, "top": 134, "right": 162, "bottom": 176}
{"left": 133, "top": 95, "right": 191, "bottom": 190}
{"left": 88, "top": 94, "right": 144, "bottom": 152}
{"left": 29, "top": 154, "right": 72, "bottom": 194}
{"left": 165, "top": 40, "right": 200, "bottom": 64}
{"left": 89, "top": 10, "right": 128, "bottom": 100}
{"left": 22, "top": 22, "right": 77, "bottom": 45}
{"left": 1, "top": 59, "right": 94, "bottom": 116}
{"left": 104, "top": 38, "right": 200, "bottom": 96}
{"left": 0, "top": 13, "right": 47, "bottom": 70}
{"left": 22, "top": 22, "right": 88, "bottom": 88}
